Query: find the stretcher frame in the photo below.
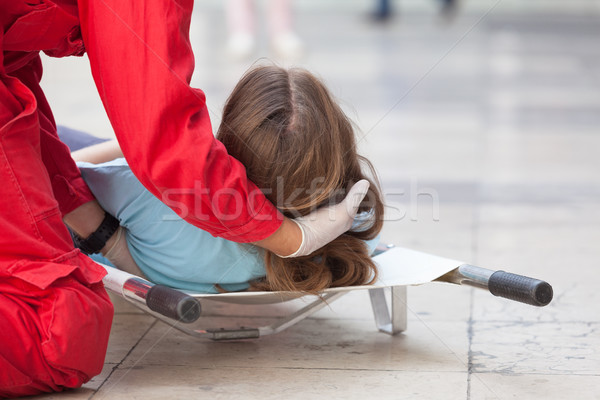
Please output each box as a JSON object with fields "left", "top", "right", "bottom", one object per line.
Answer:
{"left": 100, "top": 244, "right": 553, "bottom": 341}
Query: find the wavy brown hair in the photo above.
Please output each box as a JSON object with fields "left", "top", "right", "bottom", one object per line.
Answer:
{"left": 217, "top": 65, "right": 384, "bottom": 294}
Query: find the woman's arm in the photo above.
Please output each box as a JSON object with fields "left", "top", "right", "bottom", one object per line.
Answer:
{"left": 71, "top": 139, "right": 123, "bottom": 164}
{"left": 255, "top": 218, "right": 302, "bottom": 256}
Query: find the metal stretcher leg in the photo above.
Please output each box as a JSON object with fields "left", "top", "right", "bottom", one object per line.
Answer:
{"left": 369, "top": 286, "right": 407, "bottom": 335}
{"left": 257, "top": 292, "right": 347, "bottom": 337}
{"left": 162, "top": 292, "right": 349, "bottom": 341}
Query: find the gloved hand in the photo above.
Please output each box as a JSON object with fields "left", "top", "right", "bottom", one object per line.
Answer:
{"left": 280, "top": 179, "right": 371, "bottom": 258}
{"left": 102, "top": 226, "right": 146, "bottom": 277}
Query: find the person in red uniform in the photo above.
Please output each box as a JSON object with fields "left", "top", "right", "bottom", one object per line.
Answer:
{"left": 0, "top": 0, "right": 369, "bottom": 397}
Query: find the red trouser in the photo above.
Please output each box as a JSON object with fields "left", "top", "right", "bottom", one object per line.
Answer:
{"left": 0, "top": 55, "right": 114, "bottom": 398}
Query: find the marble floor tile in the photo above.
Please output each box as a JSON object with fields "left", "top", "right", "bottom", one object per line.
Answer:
{"left": 408, "top": 283, "right": 472, "bottom": 322}
{"left": 474, "top": 204, "right": 600, "bottom": 323}
{"left": 97, "top": 367, "right": 468, "bottom": 400}
{"left": 471, "top": 287, "right": 597, "bottom": 325}
{"left": 27, "top": 364, "right": 116, "bottom": 400}
{"left": 379, "top": 205, "right": 475, "bottom": 262}
{"left": 117, "top": 318, "right": 468, "bottom": 373}
{"left": 479, "top": 132, "right": 600, "bottom": 185}
{"left": 471, "top": 321, "right": 600, "bottom": 376}
{"left": 28, "top": 388, "right": 96, "bottom": 400}
{"left": 108, "top": 292, "right": 147, "bottom": 314}
{"left": 104, "top": 314, "right": 157, "bottom": 364}
{"left": 470, "top": 373, "right": 600, "bottom": 400}
{"left": 194, "top": 294, "right": 318, "bottom": 318}
{"left": 310, "top": 283, "right": 472, "bottom": 323}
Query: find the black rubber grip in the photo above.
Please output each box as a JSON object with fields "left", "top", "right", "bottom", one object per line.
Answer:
{"left": 488, "top": 271, "right": 553, "bottom": 307}
{"left": 146, "top": 284, "right": 201, "bottom": 323}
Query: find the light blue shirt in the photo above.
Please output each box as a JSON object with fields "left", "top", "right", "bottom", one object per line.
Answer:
{"left": 79, "top": 158, "right": 378, "bottom": 293}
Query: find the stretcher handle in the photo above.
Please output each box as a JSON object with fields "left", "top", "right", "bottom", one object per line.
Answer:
{"left": 438, "top": 264, "right": 553, "bottom": 307}
{"left": 488, "top": 271, "right": 553, "bottom": 307}
{"left": 100, "top": 264, "right": 202, "bottom": 323}
{"left": 146, "top": 284, "right": 201, "bottom": 323}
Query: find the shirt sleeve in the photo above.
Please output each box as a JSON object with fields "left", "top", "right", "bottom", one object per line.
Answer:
{"left": 77, "top": 0, "right": 282, "bottom": 242}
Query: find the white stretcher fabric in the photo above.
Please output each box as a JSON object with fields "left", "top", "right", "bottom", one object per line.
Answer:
{"left": 101, "top": 247, "right": 464, "bottom": 305}
{"left": 189, "top": 247, "right": 463, "bottom": 304}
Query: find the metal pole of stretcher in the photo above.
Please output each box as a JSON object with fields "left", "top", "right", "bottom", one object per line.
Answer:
{"left": 100, "top": 264, "right": 201, "bottom": 323}
{"left": 436, "top": 264, "right": 553, "bottom": 307}
{"left": 374, "top": 244, "right": 553, "bottom": 307}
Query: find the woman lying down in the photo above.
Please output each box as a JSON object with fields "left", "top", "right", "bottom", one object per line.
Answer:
{"left": 75, "top": 65, "right": 384, "bottom": 294}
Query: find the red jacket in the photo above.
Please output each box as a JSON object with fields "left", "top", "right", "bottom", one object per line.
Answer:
{"left": 1, "top": 0, "right": 283, "bottom": 243}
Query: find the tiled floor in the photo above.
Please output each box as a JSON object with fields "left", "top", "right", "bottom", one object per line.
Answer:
{"left": 35, "top": 1, "right": 599, "bottom": 399}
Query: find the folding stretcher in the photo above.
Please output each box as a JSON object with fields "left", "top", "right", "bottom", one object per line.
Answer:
{"left": 100, "top": 244, "right": 553, "bottom": 341}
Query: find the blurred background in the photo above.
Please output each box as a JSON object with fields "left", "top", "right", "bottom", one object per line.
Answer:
{"left": 39, "top": 1, "right": 599, "bottom": 397}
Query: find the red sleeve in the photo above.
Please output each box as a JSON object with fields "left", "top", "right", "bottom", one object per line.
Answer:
{"left": 12, "top": 55, "right": 97, "bottom": 216}
{"left": 77, "top": 0, "right": 282, "bottom": 242}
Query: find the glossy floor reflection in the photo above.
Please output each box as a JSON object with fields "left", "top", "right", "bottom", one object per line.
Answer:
{"left": 34, "top": 1, "right": 600, "bottom": 399}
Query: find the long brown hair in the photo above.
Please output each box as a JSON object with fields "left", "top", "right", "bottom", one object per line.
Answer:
{"left": 217, "top": 65, "right": 384, "bottom": 293}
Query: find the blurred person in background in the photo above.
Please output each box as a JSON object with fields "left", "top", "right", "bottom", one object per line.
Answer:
{"left": 372, "top": 0, "right": 458, "bottom": 21}
{"left": 226, "top": 0, "right": 304, "bottom": 60}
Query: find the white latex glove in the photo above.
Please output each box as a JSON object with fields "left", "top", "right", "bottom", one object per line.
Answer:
{"left": 280, "top": 179, "right": 371, "bottom": 258}
{"left": 102, "top": 226, "right": 146, "bottom": 277}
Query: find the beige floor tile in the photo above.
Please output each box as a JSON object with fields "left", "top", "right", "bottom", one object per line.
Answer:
{"left": 105, "top": 313, "right": 157, "bottom": 364}
{"left": 478, "top": 204, "right": 600, "bottom": 226}
{"left": 97, "top": 366, "right": 468, "bottom": 400}
{"left": 380, "top": 205, "right": 475, "bottom": 262}
{"left": 471, "top": 321, "right": 600, "bottom": 375}
{"left": 477, "top": 206, "right": 600, "bottom": 269}
{"left": 408, "top": 283, "right": 473, "bottom": 322}
{"left": 310, "top": 283, "right": 472, "bottom": 323}
{"left": 109, "top": 292, "right": 147, "bottom": 315}
{"left": 477, "top": 224, "right": 600, "bottom": 268}
{"left": 470, "top": 373, "right": 600, "bottom": 400}
{"left": 24, "top": 363, "right": 119, "bottom": 398}
{"left": 28, "top": 388, "right": 96, "bottom": 400}
{"left": 83, "top": 363, "right": 118, "bottom": 391}
{"left": 198, "top": 296, "right": 321, "bottom": 318}
{"left": 473, "top": 292, "right": 564, "bottom": 325}
{"left": 471, "top": 280, "right": 599, "bottom": 324}
{"left": 473, "top": 202, "right": 600, "bottom": 323}
{"left": 481, "top": 132, "right": 600, "bottom": 185}
{"left": 362, "top": 122, "right": 486, "bottom": 183}
{"left": 117, "top": 318, "right": 468, "bottom": 373}
{"left": 27, "top": 364, "right": 115, "bottom": 399}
